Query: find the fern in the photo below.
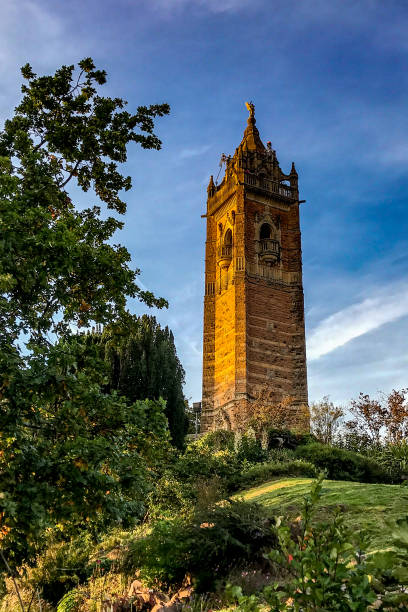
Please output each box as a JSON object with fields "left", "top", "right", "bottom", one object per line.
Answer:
{"left": 56, "top": 587, "right": 84, "bottom": 612}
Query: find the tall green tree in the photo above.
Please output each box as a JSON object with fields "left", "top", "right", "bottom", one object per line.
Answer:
{"left": 0, "top": 58, "right": 170, "bottom": 571}
{"left": 101, "top": 315, "right": 188, "bottom": 449}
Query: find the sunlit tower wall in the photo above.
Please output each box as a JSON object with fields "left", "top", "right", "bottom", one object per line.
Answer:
{"left": 201, "top": 104, "right": 308, "bottom": 433}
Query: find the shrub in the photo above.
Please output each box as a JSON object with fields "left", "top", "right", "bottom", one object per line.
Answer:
{"left": 30, "top": 532, "right": 94, "bottom": 606}
{"left": 147, "top": 471, "right": 196, "bottom": 518}
{"left": 235, "top": 433, "right": 268, "bottom": 464}
{"left": 173, "top": 445, "right": 241, "bottom": 485}
{"left": 267, "top": 428, "right": 315, "bottom": 450}
{"left": 230, "top": 459, "right": 317, "bottom": 491}
{"left": 267, "top": 447, "right": 296, "bottom": 462}
{"left": 368, "top": 515, "right": 408, "bottom": 607}
{"left": 122, "top": 499, "right": 277, "bottom": 593}
{"left": 149, "top": 472, "right": 227, "bottom": 517}
{"left": 267, "top": 428, "right": 299, "bottom": 449}
{"left": 295, "top": 431, "right": 317, "bottom": 447}
{"left": 378, "top": 441, "right": 408, "bottom": 482}
{"left": 295, "top": 443, "right": 391, "bottom": 483}
{"left": 194, "top": 430, "right": 235, "bottom": 452}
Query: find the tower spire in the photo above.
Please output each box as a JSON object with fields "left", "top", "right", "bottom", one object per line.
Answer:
{"left": 240, "top": 101, "right": 265, "bottom": 152}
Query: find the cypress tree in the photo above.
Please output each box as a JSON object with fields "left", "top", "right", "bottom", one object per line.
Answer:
{"left": 102, "top": 315, "right": 188, "bottom": 448}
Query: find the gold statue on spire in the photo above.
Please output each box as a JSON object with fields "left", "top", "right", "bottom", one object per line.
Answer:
{"left": 245, "top": 101, "right": 255, "bottom": 118}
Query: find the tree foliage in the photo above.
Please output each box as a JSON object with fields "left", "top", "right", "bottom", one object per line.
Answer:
{"left": 0, "top": 58, "right": 170, "bottom": 569}
{"left": 122, "top": 499, "right": 276, "bottom": 593}
{"left": 96, "top": 315, "right": 188, "bottom": 448}
{"left": 347, "top": 390, "right": 408, "bottom": 444}
{"left": 309, "top": 396, "right": 344, "bottom": 445}
{"left": 0, "top": 57, "right": 169, "bottom": 346}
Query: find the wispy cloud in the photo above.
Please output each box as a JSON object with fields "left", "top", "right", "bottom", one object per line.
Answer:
{"left": 179, "top": 144, "right": 211, "bottom": 159}
{"left": 0, "top": 0, "right": 82, "bottom": 120}
{"left": 376, "top": 141, "right": 408, "bottom": 165}
{"left": 0, "top": 1, "right": 63, "bottom": 67}
{"left": 148, "top": 0, "right": 254, "bottom": 14}
{"left": 307, "top": 281, "right": 408, "bottom": 360}
{"left": 307, "top": 314, "right": 408, "bottom": 405}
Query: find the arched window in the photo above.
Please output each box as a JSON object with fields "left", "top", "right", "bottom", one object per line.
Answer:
{"left": 260, "top": 223, "right": 271, "bottom": 240}
{"left": 224, "top": 228, "right": 233, "bottom": 245}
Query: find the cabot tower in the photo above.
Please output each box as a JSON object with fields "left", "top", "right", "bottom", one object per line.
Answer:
{"left": 201, "top": 103, "right": 308, "bottom": 432}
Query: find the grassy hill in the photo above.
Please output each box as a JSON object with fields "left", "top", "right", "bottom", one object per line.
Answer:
{"left": 238, "top": 477, "right": 408, "bottom": 553}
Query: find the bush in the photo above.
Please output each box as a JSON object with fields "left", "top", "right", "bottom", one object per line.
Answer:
{"left": 173, "top": 445, "right": 241, "bottom": 485}
{"left": 173, "top": 430, "right": 316, "bottom": 496}
{"left": 235, "top": 433, "right": 268, "bottom": 464}
{"left": 367, "top": 515, "right": 408, "bottom": 607}
{"left": 30, "top": 532, "right": 94, "bottom": 606}
{"left": 267, "top": 447, "right": 296, "bottom": 462}
{"left": 295, "top": 443, "right": 391, "bottom": 483}
{"left": 378, "top": 441, "right": 408, "bottom": 482}
{"left": 122, "top": 499, "right": 277, "bottom": 593}
{"left": 267, "top": 428, "right": 316, "bottom": 450}
{"left": 194, "top": 430, "right": 235, "bottom": 452}
{"left": 172, "top": 434, "right": 317, "bottom": 497}
{"left": 147, "top": 471, "right": 197, "bottom": 518}
{"left": 267, "top": 428, "right": 298, "bottom": 449}
{"left": 230, "top": 459, "right": 317, "bottom": 491}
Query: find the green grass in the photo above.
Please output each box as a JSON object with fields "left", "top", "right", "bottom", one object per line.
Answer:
{"left": 237, "top": 478, "right": 408, "bottom": 553}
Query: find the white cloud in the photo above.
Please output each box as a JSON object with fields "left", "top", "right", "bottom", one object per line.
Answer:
{"left": 195, "top": 0, "right": 251, "bottom": 12}
{"left": 0, "top": 1, "right": 63, "bottom": 66}
{"left": 179, "top": 144, "right": 211, "bottom": 159}
{"left": 307, "top": 281, "right": 408, "bottom": 360}
{"left": 0, "top": 1, "right": 82, "bottom": 121}
{"left": 147, "top": 0, "right": 254, "bottom": 15}
{"left": 307, "top": 314, "right": 408, "bottom": 405}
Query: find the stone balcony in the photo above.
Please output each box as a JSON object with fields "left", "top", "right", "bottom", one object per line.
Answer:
{"left": 244, "top": 173, "right": 295, "bottom": 200}
{"left": 217, "top": 244, "right": 233, "bottom": 268}
{"left": 259, "top": 238, "right": 280, "bottom": 265}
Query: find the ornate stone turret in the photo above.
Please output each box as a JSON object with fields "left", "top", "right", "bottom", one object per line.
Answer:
{"left": 289, "top": 162, "right": 298, "bottom": 190}
{"left": 201, "top": 103, "right": 309, "bottom": 433}
{"left": 207, "top": 174, "right": 216, "bottom": 197}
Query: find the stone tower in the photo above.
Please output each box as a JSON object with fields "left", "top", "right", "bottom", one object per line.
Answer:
{"left": 201, "top": 103, "right": 308, "bottom": 433}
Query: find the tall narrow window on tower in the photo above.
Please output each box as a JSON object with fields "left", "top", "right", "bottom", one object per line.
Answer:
{"left": 201, "top": 103, "right": 309, "bottom": 433}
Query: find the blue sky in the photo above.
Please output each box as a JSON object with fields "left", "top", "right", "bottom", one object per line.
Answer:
{"left": 1, "top": 0, "right": 408, "bottom": 409}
